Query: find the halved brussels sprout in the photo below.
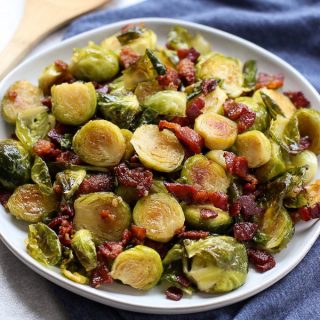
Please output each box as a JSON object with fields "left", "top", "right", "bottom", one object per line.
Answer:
{"left": 71, "top": 229, "right": 97, "bottom": 271}
{"left": 196, "top": 53, "right": 243, "bottom": 97}
{"left": 149, "top": 179, "right": 169, "bottom": 194}
{"left": 0, "top": 139, "right": 31, "bottom": 189}
{"left": 143, "top": 90, "right": 187, "bottom": 117}
{"left": 133, "top": 193, "right": 185, "bottom": 242}
{"left": 183, "top": 204, "right": 232, "bottom": 233}
{"left": 31, "top": 156, "right": 53, "bottom": 195}
{"left": 131, "top": 124, "right": 184, "bottom": 172}
{"left": 305, "top": 180, "right": 320, "bottom": 207}
{"left": 73, "top": 192, "right": 131, "bottom": 244}
{"left": 108, "top": 75, "right": 128, "bottom": 96}
{"left": 202, "top": 86, "right": 228, "bottom": 115}
{"left": 100, "top": 35, "right": 122, "bottom": 53}
{"left": 1, "top": 81, "right": 42, "bottom": 124}
{"left": 134, "top": 80, "right": 162, "bottom": 104}
{"left": 110, "top": 245, "right": 163, "bottom": 290}
{"left": 235, "top": 130, "right": 271, "bottom": 168}
{"left": 72, "top": 120, "right": 126, "bottom": 167}
{"left": 194, "top": 112, "right": 238, "bottom": 150}
{"left": 120, "top": 129, "right": 134, "bottom": 160}
{"left": 7, "top": 184, "right": 57, "bottom": 222}
{"left": 69, "top": 42, "right": 119, "bottom": 82}
{"left": 205, "top": 150, "right": 226, "bottom": 169}
{"left": 51, "top": 82, "right": 97, "bottom": 125}
{"left": 183, "top": 236, "right": 248, "bottom": 293}
{"left": 26, "top": 222, "right": 62, "bottom": 265}
{"left": 181, "top": 154, "right": 230, "bottom": 193}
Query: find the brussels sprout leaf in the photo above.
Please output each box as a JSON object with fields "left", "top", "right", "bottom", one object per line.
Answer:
{"left": 31, "top": 156, "right": 53, "bottom": 195}
{"left": 146, "top": 49, "right": 167, "bottom": 75}
{"left": 243, "top": 60, "right": 257, "bottom": 89}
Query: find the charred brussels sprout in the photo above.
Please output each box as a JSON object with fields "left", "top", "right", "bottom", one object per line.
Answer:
{"left": 69, "top": 42, "right": 119, "bottom": 82}
{"left": 72, "top": 120, "right": 126, "bottom": 167}
{"left": 73, "top": 192, "right": 131, "bottom": 244}
{"left": 71, "top": 229, "right": 97, "bottom": 271}
{"left": 110, "top": 245, "right": 163, "bottom": 290}
{"left": 133, "top": 193, "right": 185, "bottom": 242}
{"left": 131, "top": 124, "right": 184, "bottom": 172}
{"left": 26, "top": 222, "right": 62, "bottom": 265}
{"left": 181, "top": 154, "right": 230, "bottom": 193}
{"left": 0, "top": 139, "right": 31, "bottom": 189}
{"left": 1, "top": 81, "right": 42, "bottom": 124}
{"left": 7, "top": 184, "right": 57, "bottom": 222}
{"left": 194, "top": 112, "right": 237, "bottom": 150}
{"left": 51, "top": 82, "right": 96, "bottom": 125}
{"left": 183, "top": 236, "right": 248, "bottom": 293}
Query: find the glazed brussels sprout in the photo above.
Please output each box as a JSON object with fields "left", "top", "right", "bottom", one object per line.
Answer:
{"left": 133, "top": 193, "right": 185, "bottom": 242}
{"left": 196, "top": 53, "right": 243, "bottom": 97}
{"left": 120, "top": 129, "right": 135, "bottom": 160}
{"left": 235, "top": 130, "right": 272, "bottom": 168}
{"left": 73, "top": 192, "right": 131, "bottom": 244}
{"left": 181, "top": 154, "right": 230, "bottom": 193}
{"left": 202, "top": 86, "right": 228, "bottom": 115}
{"left": 69, "top": 42, "right": 119, "bottom": 82}
{"left": 143, "top": 90, "right": 187, "bottom": 117}
{"left": 194, "top": 112, "right": 238, "bottom": 150}
{"left": 26, "top": 222, "right": 62, "bottom": 265}
{"left": 31, "top": 156, "right": 53, "bottom": 195}
{"left": 183, "top": 236, "right": 248, "bottom": 293}
{"left": 97, "top": 92, "right": 141, "bottom": 129}
{"left": 7, "top": 184, "right": 57, "bottom": 222}
{"left": 205, "top": 150, "right": 226, "bottom": 169}
{"left": 1, "top": 81, "right": 42, "bottom": 124}
{"left": 134, "top": 80, "right": 162, "bottom": 104}
{"left": 71, "top": 229, "right": 97, "bottom": 271}
{"left": 183, "top": 204, "right": 232, "bottom": 233}
{"left": 110, "top": 245, "right": 163, "bottom": 290}
{"left": 0, "top": 139, "right": 31, "bottom": 189}
{"left": 51, "top": 82, "right": 97, "bottom": 125}
{"left": 72, "top": 120, "right": 126, "bottom": 167}
{"left": 131, "top": 124, "right": 184, "bottom": 172}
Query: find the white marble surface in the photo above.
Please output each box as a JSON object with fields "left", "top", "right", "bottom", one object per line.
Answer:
{"left": 0, "top": 1, "right": 144, "bottom": 319}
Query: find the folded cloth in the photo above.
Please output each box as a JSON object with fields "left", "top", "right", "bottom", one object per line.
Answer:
{"left": 57, "top": 0, "right": 320, "bottom": 319}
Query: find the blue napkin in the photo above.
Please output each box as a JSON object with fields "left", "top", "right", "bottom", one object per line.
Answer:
{"left": 56, "top": 1, "right": 320, "bottom": 318}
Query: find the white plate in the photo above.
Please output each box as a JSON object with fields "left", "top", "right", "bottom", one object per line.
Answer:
{"left": 0, "top": 17, "right": 319, "bottom": 315}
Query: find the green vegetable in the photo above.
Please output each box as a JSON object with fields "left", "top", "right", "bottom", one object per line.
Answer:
{"left": 117, "top": 25, "right": 144, "bottom": 45}
{"left": 134, "top": 80, "right": 162, "bottom": 104}
{"left": 205, "top": 150, "right": 226, "bottom": 169}
{"left": 146, "top": 49, "right": 167, "bottom": 75}
{"left": 120, "top": 129, "right": 135, "bottom": 160}
{"left": 162, "top": 244, "right": 183, "bottom": 265}
{"left": 202, "top": 86, "right": 228, "bottom": 115}
{"left": 115, "top": 185, "right": 139, "bottom": 206}
{"left": 31, "top": 156, "right": 53, "bottom": 195}
{"left": 242, "top": 60, "right": 257, "bottom": 89}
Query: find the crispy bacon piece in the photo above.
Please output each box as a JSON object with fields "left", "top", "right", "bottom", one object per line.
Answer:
{"left": 98, "top": 241, "right": 124, "bottom": 260}
{"left": 284, "top": 91, "right": 310, "bottom": 108}
{"left": 131, "top": 224, "right": 146, "bottom": 244}
{"left": 100, "top": 209, "right": 115, "bottom": 221}
{"left": 176, "top": 274, "right": 190, "bottom": 288}
{"left": 200, "top": 208, "right": 218, "bottom": 220}
{"left": 255, "top": 72, "right": 284, "bottom": 89}
{"left": 201, "top": 79, "right": 218, "bottom": 95}
{"left": 59, "top": 200, "right": 74, "bottom": 217}
{"left": 177, "top": 230, "right": 210, "bottom": 240}
{"left": 159, "top": 120, "right": 204, "bottom": 154}
{"left": 119, "top": 47, "right": 140, "bottom": 69}
{"left": 247, "top": 248, "right": 276, "bottom": 272}
{"left": 114, "top": 163, "right": 153, "bottom": 198}
{"left": 0, "top": 189, "right": 12, "bottom": 209}
{"left": 233, "top": 222, "right": 258, "bottom": 241}
{"left": 41, "top": 97, "right": 52, "bottom": 109}
{"left": 298, "top": 203, "right": 320, "bottom": 221}
{"left": 33, "top": 139, "right": 61, "bottom": 160}
{"left": 186, "top": 96, "right": 205, "bottom": 123}
{"left": 177, "top": 47, "right": 200, "bottom": 63}
{"left": 231, "top": 195, "right": 263, "bottom": 218}
{"left": 223, "top": 99, "right": 256, "bottom": 133}
{"left": 164, "top": 182, "right": 228, "bottom": 210}
{"left": 157, "top": 67, "right": 181, "bottom": 89}
{"left": 90, "top": 264, "right": 113, "bottom": 288}
{"left": 165, "top": 286, "right": 183, "bottom": 301}
{"left": 144, "top": 239, "right": 169, "bottom": 259}
{"left": 78, "top": 173, "right": 114, "bottom": 195}
{"left": 177, "top": 58, "right": 196, "bottom": 85}
{"left": 49, "top": 218, "right": 73, "bottom": 246}
{"left": 56, "top": 151, "right": 81, "bottom": 165}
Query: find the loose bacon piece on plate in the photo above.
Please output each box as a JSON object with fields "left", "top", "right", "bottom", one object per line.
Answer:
{"left": 90, "top": 264, "right": 113, "bottom": 288}
{"left": 247, "top": 248, "right": 276, "bottom": 272}
{"left": 165, "top": 286, "right": 183, "bottom": 301}
{"left": 255, "top": 72, "right": 284, "bottom": 89}
{"left": 284, "top": 91, "right": 310, "bottom": 108}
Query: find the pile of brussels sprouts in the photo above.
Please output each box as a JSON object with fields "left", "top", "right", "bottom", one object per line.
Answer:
{"left": 0, "top": 24, "right": 320, "bottom": 299}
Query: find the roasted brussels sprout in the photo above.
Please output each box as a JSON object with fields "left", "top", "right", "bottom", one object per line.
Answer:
{"left": 72, "top": 120, "right": 126, "bottom": 167}
{"left": 143, "top": 90, "right": 187, "bottom": 117}
{"left": 242, "top": 60, "right": 257, "bottom": 89}
{"left": 205, "top": 150, "right": 226, "bottom": 169}
{"left": 31, "top": 156, "right": 53, "bottom": 195}
{"left": 0, "top": 139, "right": 31, "bottom": 189}
{"left": 235, "top": 130, "right": 271, "bottom": 168}
{"left": 1, "top": 81, "right": 42, "bottom": 124}
{"left": 134, "top": 80, "right": 162, "bottom": 104}
{"left": 149, "top": 179, "right": 169, "bottom": 194}
{"left": 194, "top": 112, "right": 237, "bottom": 150}
{"left": 69, "top": 42, "right": 119, "bottom": 82}
{"left": 181, "top": 154, "right": 230, "bottom": 193}
{"left": 133, "top": 193, "right": 185, "bottom": 242}
{"left": 100, "top": 35, "right": 122, "bottom": 53}
{"left": 131, "top": 124, "right": 184, "bottom": 172}
{"left": 196, "top": 53, "right": 243, "bottom": 97}
{"left": 71, "top": 229, "right": 97, "bottom": 271}
{"left": 97, "top": 92, "right": 141, "bottom": 129}
{"left": 7, "top": 184, "right": 57, "bottom": 222}
{"left": 51, "top": 82, "right": 96, "bottom": 125}
{"left": 110, "top": 245, "right": 163, "bottom": 290}
{"left": 183, "top": 204, "right": 232, "bottom": 233}
{"left": 26, "top": 222, "right": 62, "bottom": 265}
{"left": 183, "top": 236, "right": 248, "bottom": 293}
{"left": 202, "top": 86, "right": 228, "bottom": 115}
{"left": 73, "top": 192, "right": 131, "bottom": 244}
{"left": 108, "top": 75, "right": 128, "bottom": 96}
{"left": 120, "top": 129, "right": 134, "bottom": 160}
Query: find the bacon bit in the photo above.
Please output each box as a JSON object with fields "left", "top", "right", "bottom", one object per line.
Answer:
{"left": 58, "top": 219, "right": 73, "bottom": 246}
{"left": 119, "top": 47, "right": 140, "bottom": 69}
{"left": 177, "top": 230, "right": 210, "bottom": 240}
{"left": 90, "top": 264, "right": 113, "bottom": 288}
{"left": 288, "top": 136, "right": 311, "bottom": 155}
{"left": 298, "top": 203, "right": 320, "bottom": 221}
{"left": 33, "top": 139, "right": 61, "bottom": 160}
{"left": 177, "top": 58, "right": 196, "bottom": 85}
{"left": 157, "top": 67, "right": 181, "bottom": 90}
{"left": 284, "top": 91, "right": 310, "bottom": 108}
{"left": 100, "top": 209, "right": 115, "bottom": 221}
{"left": 165, "top": 286, "right": 183, "bottom": 301}
{"left": 144, "top": 239, "right": 169, "bottom": 259}
{"left": 56, "top": 151, "right": 81, "bottom": 165}
{"left": 233, "top": 222, "right": 258, "bottom": 241}
{"left": 186, "top": 96, "right": 205, "bottom": 123}
{"left": 7, "top": 90, "right": 17, "bottom": 101}
{"left": 231, "top": 195, "right": 263, "bottom": 218}
{"left": 223, "top": 99, "right": 256, "bottom": 133}
{"left": 200, "top": 208, "right": 218, "bottom": 220}
{"left": 48, "top": 215, "right": 68, "bottom": 229}
{"left": 177, "top": 48, "right": 200, "bottom": 63}
{"left": 201, "top": 79, "right": 218, "bottom": 95}
{"left": 159, "top": 120, "right": 204, "bottom": 154}
{"left": 40, "top": 97, "right": 52, "bottom": 109}
{"left": 121, "top": 229, "right": 132, "bottom": 246}
{"left": 247, "top": 248, "right": 276, "bottom": 272}
{"left": 171, "top": 116, "right": 190, "bottom": 127}
{"left": 256, "top": 72, "right": 284, "bottom": 90}
{"left": 114, "top": 163, "right": 153, "bottom": 198}
{"left": 54, "top": 59, "right": 68, "bottom": 72}
{"left": 131, "top": 224, "right": 146, "bottom": 244}
{"left": 78, "top": 173, "right": 114, "bottom": 195}
{"left": 0, "top": 189, "right": 12, "bottom": 209}
{"left": 59, "top": 201, "right": 74, "bottom": 217}
{"left": 176, "top": 274, "right": 190, "bottom": 288}
{"left": 98, "top": 241, "right": 124, "bottom": 260}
